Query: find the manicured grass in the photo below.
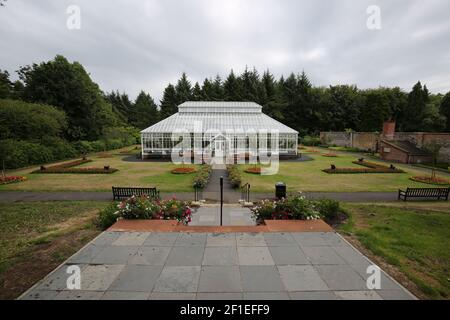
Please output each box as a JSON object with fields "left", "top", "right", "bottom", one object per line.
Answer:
{"left": 238, "top": 152, "right": 447, "bottom": 192}
{"left": 0, "top": 201, "right": 108, "bottom": 299}
{"left": 339, "top": 202, "right": 450, "bottom": 299}
{"left": 0, "top": 146, "right": 199, "bottom": 192}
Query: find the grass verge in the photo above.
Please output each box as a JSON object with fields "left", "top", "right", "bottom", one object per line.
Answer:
{"left": 338, "top": 202, "right": 450, "bottom": 299}
{"left": 0, "top": 201, "right": 108, "bottom": 299}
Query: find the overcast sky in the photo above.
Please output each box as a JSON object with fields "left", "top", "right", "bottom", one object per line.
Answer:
{"left": 1, "top": 0, "right": 449, "bottom": 102}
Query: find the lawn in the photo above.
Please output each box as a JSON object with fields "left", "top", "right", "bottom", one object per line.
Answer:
{"left": 238, "top": 152, "right": 447, "bottom": 192}
{"left": 0, "top": 146, "right": 199, "bottom": 192}
{"left": 339, "top": 202, "right": 450, "bottom": 300}
{"left": 0, "top": 201, "right": 108, "bottom": 299}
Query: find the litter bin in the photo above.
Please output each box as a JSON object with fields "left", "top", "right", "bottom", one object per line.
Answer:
{"left": 275, "top": 182, "right": 286, "bottom": 199}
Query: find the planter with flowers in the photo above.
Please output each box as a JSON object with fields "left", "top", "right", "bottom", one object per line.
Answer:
{"left": 97, "top": 195, "right": 192, "bottom": 229}
{"left": 250, "top": 193, "right": 345, "bottom": 226}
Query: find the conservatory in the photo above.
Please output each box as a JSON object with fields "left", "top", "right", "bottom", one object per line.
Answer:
{"left": 140, "top": 101, "right": 298, "bottom": 162}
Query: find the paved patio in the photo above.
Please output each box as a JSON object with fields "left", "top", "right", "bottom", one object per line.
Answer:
{"left": 20, "top": 231, "right": 415, "bottom": 300}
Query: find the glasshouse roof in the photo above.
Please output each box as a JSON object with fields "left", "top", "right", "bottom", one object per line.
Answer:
{"left": 141, "top": 101, "right": 298, "bottom": 134}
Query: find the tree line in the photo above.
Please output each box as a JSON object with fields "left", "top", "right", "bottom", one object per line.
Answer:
{"left": 1, "top": 55, "right": 450, "bottom": 168}
{"left": 156, "top": 69, "right": 450, "bottom": 135}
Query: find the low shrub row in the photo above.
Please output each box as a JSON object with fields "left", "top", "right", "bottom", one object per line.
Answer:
{"left": 251, "top": 194, "right": 345, "bottom": 224}
{"left": 32, "top": 158, "right": 117, "bottom": 174}
{"left": 0, "top": 134, "right": 137, "bottom": 170}
{"left": 227, "top": 165, "right": 242, "bottom": 188}
{"left": 95, "top": 196, "right": 192, "bottom": 229}
{"left": 193, "top": 165, "right": 212, "bottom": 188}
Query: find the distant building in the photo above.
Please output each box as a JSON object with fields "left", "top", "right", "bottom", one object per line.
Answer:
{"left": 320, "top": 120, "right": 450, "bottom": 163}
{"left": 141, "top": 101, "right": 298, "bottom": 162}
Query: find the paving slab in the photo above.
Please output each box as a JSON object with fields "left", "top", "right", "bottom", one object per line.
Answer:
{"left": 150, "top": 292, "right": 197, "bottom": 300}
{"left": 377, "top": 289, "right": 415, "bottom": 300}
{"left": 166, "top": 246, "right": 205, "bottom": 266}
{"left": 174, "top": 233, "right": 207, "bottom": 246}
{"left": 196, "top": 292, "right": 243, "bottom": 300}
{"left": 91, "top": 246, "right": 138, "bottom": 265}
{"left": 143, "top": 233, "right": 179, "bottom": 246}
{"left": 198, "top": 266, "right": 242, "bottom": 292}
{"left": 263, "top": 232, "right": 297, "bottom": 246}
{"left": 101, "top": 291, "right": 150, "bottom": 300}
{"left": 81, "top": 264, "right": 124, "bottom": 291}
{"left": 153, "top": 266, "right": 201, "bottom": 292}
{"left": 91, "top": 232, "right": 121, "bottom": 246}
{"left": 334, "top": 290, "right": 383, "bottom": 300}
{"left": 108, "top": 265, "right": 162, "bottom": 292}
{"left": 243, "top": 292, "right": 290, "bottom": 300}
{"left": 67, "top": 244, "right": 105, "bottom": 264}
{"left": 289, "top": 291, "right": 338, "bottom": 300}
{"left": 129, "top": 247, "right": 171, "bottom": 265}
{"left": 240, "top": 266, "right": 285, "bottom": 292}
{"left": 206, "top": 233, "right": 237, "bottom": 247}
{"left": 237, "top": 247, "right": 275, "bottom": 265}
{"left": 21, "top": 290, "right": 60, "bottom": 300}
{"left": 268, "top": 246, "right": 309, "bottom": 265}
{"left": 278, "top": 265, "right": 329, "bottom": 292}
{"left": 315, "top": 265, "right": 368, "bottom": 291}
{"left": 236, "top": 233, "right": 266, "bottom": 246}
{"left": 202, "top": 247, "right": 238, "bottom": 266}
{"left": 302, "top": 246, "right": 346, "bottom": 265}
{"left": 54, "top": 290, "right": 104, "bottom": 300}
{"left": 112, "top": 232, "right": 149, "bottom": 246}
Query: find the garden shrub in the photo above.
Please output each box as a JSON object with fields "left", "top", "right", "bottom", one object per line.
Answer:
{"left": 301, "top": 135, "right": 321, "bottom": 146}
{"left": 227, "top": 165, "right": 241, "bottom": 188}
{"left": 314, "top": 199, "right": 341, "bottom": 220}
{"left": 193, "top": 165, "right": 212, "bottom": 188}
{"left": 95, "top": 203, "right": 119, "bottom": 230}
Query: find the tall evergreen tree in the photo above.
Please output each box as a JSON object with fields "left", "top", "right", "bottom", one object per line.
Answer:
{"left": 211, "top": 75, "right": 225, "bottom": 100}
{"left": 175, "top": 72, "right": 192, "bottom": 103}
{"left": 159, "top": 84, "right": 178, "bottom": 119}
{"left": 403, "top": 81, "right": 429, "bottom": 131}
{"left": 223, "top": 70, "right": 242, "bottom": 101}
{"left": 130, "top": 90, "right": 159, "bottom": 129}
{"left": 191, "top": 82, "right": 203, "bottom": 101}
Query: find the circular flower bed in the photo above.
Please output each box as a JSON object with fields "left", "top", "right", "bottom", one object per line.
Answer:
{"left": 410, "top": 176, "right": 450, "bottom": 185}
{"left": 0, "top": 176, "right": 27, "bottom": 185}
{"left": 171, "top": 167, "right": 197, "bottom": 174}
{"left": 245, "top": 167, "right": 262, "bottom": 174}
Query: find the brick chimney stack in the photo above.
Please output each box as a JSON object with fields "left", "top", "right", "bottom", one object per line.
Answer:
{"left": 382, "top": 120, "right": 396, "bottom": 140}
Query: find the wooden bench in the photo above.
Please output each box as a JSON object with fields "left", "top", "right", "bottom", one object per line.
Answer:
{"left": 112, "top": 187, "right": 159, "bottom": 200}
{"left": 398, "top": 187, "right": 449, "bottom": 201}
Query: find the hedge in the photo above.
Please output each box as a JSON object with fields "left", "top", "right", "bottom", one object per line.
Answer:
{"left": 32, "top": 158, "right": 118, "bottom": 174}
{"left": 227, "top": 165, "right": 242, "bottom": 188}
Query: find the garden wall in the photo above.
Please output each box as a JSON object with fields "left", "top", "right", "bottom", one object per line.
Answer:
{"left": 321, "top": 131, "right": 450, "bottom": 162}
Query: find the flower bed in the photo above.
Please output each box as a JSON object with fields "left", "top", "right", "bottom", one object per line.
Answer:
{"left": 410, "top": 176, "right": 450, "bottom": 185}
{"left": 193, "top": 165, "right": 212, "bottom": 188}
{"left": 0, "top": 175, "right": 27, "bottom": 185}
{"left": 171, "top": 167, "right": 197, "bottom": 174}
{"left": 251, "top": 194, "right": 344, "bottom": 225}
{"left": 245, "top": 166, "right": 262, "bottom": 174}
{"left": 323, "top": 159, "right": 404, "bottom": 174}
{"left": 227, "top": 165, "right": 241, "bottom": 188}
{"left": 96, "top": 196, "right": 192, "bottom": 229}
{"left": 97, "top": 152, "right": 113, "bottom": 158}
{"left": 322, "top": 153, "right": 338, "bottom": 157}
{"left": 32, "top": 158, "right": 118, "bottom": 174}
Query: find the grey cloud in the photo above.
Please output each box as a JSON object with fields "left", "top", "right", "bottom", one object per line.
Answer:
{"left": 0, "top": 0, "right": 449, "bottom": 103}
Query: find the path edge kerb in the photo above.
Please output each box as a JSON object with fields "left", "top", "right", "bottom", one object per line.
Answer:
{"left": 107, "top": 219, "right": 334, "bottom": 233}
